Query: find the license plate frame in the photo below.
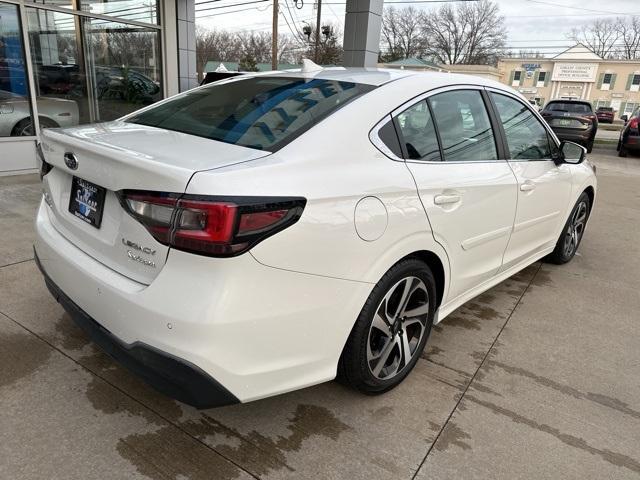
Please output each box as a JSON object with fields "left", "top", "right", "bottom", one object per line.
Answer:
{"left": 68, "top": 176, "right": 106, "bottom": 229}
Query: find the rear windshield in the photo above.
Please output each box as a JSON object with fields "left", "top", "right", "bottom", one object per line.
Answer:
{"left": 127, "top": 76, "right": 376, "bottom": 151}
{"left": 597, "top": 107, "right": 613, "bottom": 112}
{"left": 546, "top": 102, "right": 592, "bottom": 113}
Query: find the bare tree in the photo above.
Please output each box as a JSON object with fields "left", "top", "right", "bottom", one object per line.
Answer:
{"left": 195, "top": 27, "right": 241, "bottom": 79}
{"left": 421, "top": 0, "right": 505, "bottom": 65}
{"left": 380, "top": 6, "right": 425, "bottom": 62}
{"left": 617, "top": 17, "right": 640, "bottom": 60}
{"left": 568, "top": 19, "right": 620, "bottom": 59}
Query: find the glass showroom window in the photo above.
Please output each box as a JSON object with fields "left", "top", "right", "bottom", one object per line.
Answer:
{"left": 83, "top": 17, "right": 162, "bottom": 121}
{"left": 80, "top": 0, "right": 158, "bottom": 25}
{"left": 0, "top": 2, "right": 34, "bottom": 137}
{"left": 25, "top": 8, "right": 88, "bottom": 129}
{"left": 24, "top": 3, "right": 161, "bottom": 131}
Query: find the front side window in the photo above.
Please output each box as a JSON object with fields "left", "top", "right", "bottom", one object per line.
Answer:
{"left": 490, "top": 92, "right": 551, "bottom": 160}
{"left": 395, "top": 100, "right": 440, "bottom": 161}
{"left": 428, "top": 90, "right": 498, "bottom": 162}
{"left": 128, "top": 77, "right": 375, "bottom": 151}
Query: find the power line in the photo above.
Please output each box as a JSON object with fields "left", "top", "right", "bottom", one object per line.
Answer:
{"left": 196, "top": 0, "right": 270, "bottom": 12}
{"left": 196, "top": 3, "right": 272, "bottom": 17}
{"left": 521, "top": 0, "right": 628, "bottom": 16}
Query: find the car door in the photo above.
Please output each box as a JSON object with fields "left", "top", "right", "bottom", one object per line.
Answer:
{"left": 487, "top": 90, "right": 573, "bottom": 271}
{"left": 394, "top": 87, "right": 518, "bottom": 302}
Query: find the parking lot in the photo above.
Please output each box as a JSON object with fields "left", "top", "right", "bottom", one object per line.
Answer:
{"left": 1, "top": 146, "right": 639, "bottom": 480}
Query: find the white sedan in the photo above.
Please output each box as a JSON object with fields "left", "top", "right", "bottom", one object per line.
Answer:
{"left": 34, "top": 67, "right": 596, "bottom": 408}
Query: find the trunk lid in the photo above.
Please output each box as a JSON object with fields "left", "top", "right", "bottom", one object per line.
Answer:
{"left": 40, "top": 122, "right": 270, "bottom": 285}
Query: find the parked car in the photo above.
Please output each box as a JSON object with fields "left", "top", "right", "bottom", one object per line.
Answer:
{"left": 0, "top": 89, "right": 79, "bottom": 136}
{"left": 34, "top": 68, "right": 597, "bottom": 408}
{"left": 541, "top": 99, "right": 598, "bottom": 153}
{"left": 617, "top": 107, "right": 640, "bottom": 157}
{"left": 596, "top": 106, "right": 615, "bottom": 124}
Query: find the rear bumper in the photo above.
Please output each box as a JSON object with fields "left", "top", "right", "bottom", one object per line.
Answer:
{"left": 36, "top": 251, "right": 238, "bottom": 409}
{"left": 621, "top": 134, "right": 640, "bottom": 150}
{"left": 34, "top": 199, "right": 371, "bottom": 404}
{"left": 551, "top": 128, "right": 594, "bottom": 144}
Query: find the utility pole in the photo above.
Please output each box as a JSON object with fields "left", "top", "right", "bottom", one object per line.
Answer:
{"left": 272, "top": 0, "right": 278, "bottom": 70}
{"left": 314, "top": 0, "right": 322, "bottom": 63}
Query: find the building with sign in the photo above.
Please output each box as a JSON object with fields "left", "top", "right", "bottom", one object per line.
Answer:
{"left": 499, "top": 44, "right": 640, "bottom": 115}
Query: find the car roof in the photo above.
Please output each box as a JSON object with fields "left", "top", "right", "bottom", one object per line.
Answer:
{"left": 248, "top": 67, "right": 507, "bottom": 90}
{"left": 547, "top": 99, "right": 591, "bottom": 104}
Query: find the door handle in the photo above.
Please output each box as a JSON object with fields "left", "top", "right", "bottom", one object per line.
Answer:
{"left": 434, "top": 194, "right": 461, "bottom": 205}
{"left": 520, "top": 182, "right": 536, "bottom": 192}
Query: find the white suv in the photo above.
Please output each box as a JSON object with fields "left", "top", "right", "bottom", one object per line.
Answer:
{"left": 34, "top": 68, "right": 597, "bottom": 407}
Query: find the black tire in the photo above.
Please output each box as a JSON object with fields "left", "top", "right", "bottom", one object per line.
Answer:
{"left": 338, "top": 258, "right": 436, "bottom": 394}
{"left": 11, "top": 117, "right": 58, "bottom": 136}
{"left": 586, "top": 138, "right": 594, "bottom": 153}
{"left": 546, "top": 192, "right": 591, "bottom": 265}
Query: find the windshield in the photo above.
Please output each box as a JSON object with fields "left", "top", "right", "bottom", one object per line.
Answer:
{"left": 547, "top": 102, "right": 592, "bottom": 114}
{"left": 127, "top": 76, "right": 376, "bottom": 151}
{"left": 597, "top": 107, "right": 613, "bottom": 112}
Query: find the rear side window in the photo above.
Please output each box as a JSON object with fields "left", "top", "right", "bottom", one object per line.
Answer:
{"left": 127, "top": 77, "right": 375, "bottom": 151}
{"left": 546, "top": 102, "right": 592, "bottom": 113}
{"left": 377, "top": 119, "right": 403, "bottom": 158}
{"left": 490, "top": 93, "right": 551, "bottom": 160}
{"left": 395, "top": 101, "right": 441, "bottom": 161}
{"left": 428, "top": 90, "right": 498, "bottom": 162}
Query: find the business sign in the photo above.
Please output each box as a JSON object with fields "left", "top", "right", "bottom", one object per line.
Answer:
{"left": 551, "top": 63, "right": 598, "bottom": 82}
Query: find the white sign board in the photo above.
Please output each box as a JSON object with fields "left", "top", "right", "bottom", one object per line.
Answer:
{"left": 551, "top": 63, "right": 598, "bottom": 82}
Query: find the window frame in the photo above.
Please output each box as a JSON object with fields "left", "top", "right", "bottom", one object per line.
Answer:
{"left": 484, "top": 86, "right": 561, "bottom": 163}
{"left": 370, "top": 85, "right": 509, "bottom": 164}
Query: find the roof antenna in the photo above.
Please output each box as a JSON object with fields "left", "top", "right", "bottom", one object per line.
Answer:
{"left": 301, "top": 58, "right": 323, "bottom": 74}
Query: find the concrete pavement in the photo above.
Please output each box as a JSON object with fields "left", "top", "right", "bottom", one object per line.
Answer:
{"left": 1, "top": 146, "right": 639, "bottom": 479}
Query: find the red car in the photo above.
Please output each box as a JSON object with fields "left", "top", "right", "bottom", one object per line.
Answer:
{"left": 596, "top": 107, "right": 615, "bottom": 124}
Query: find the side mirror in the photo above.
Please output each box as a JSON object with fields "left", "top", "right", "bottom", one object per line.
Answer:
{"left": 559, "top": 140, "right": 587, "bottom": 164}
{"left": 621, "top": 114, "right": 628, "bottom": 123}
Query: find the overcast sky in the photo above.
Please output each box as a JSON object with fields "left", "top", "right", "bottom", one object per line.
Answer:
{"left": 195, "top": 0, "right": 635, "bottom": 57}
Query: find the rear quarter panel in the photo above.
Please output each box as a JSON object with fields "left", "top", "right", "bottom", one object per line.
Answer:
{"left": 185, "top": 76, "right": 452, "bottom": 293}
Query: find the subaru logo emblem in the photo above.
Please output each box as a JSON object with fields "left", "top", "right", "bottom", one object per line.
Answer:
{"left": 64, "top": 152, "right": 78, "bottom": 170}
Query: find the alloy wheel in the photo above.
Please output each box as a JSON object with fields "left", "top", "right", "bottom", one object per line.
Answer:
{"left": 367, "top": 276, "right": 429, "bottom": 380}
{"left": 563, "top": 201, "right": 588, "bottom": 257}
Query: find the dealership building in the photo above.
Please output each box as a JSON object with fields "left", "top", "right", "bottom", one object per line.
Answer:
{"left": 499, "top": 44, "right": 640, "bottom": 115}
{"left": 0, "top": 0, "right": 384, "bottom": 175}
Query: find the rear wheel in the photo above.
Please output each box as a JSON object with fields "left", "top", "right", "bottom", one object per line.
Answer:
{"left": 546, "top": 192, "right": 590, "bottom": 264}
{"left": 11, "top": 117, "right": 58, "bottom": 136}
{"left": 338, "top": 259, "right": 436, "bottom": 394}
{"left": 618, "top": 143, "right": 628, "bottom": 157}
{"left": 586, "top": 138, "right": 594, "bottom": 153}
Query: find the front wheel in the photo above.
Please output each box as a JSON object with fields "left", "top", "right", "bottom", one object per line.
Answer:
{"left": 546, "top": 192, "right": 591, "bottom": 264}
{"left": 338, "top": 259, "right": 436, "bottom": 394}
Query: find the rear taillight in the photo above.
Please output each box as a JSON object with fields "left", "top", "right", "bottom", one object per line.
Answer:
{"left": 629, "top": 118, "right": 639, "bottom": 130}
{"left": 117, "top": 191, "right": 306, "bottom": 257}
